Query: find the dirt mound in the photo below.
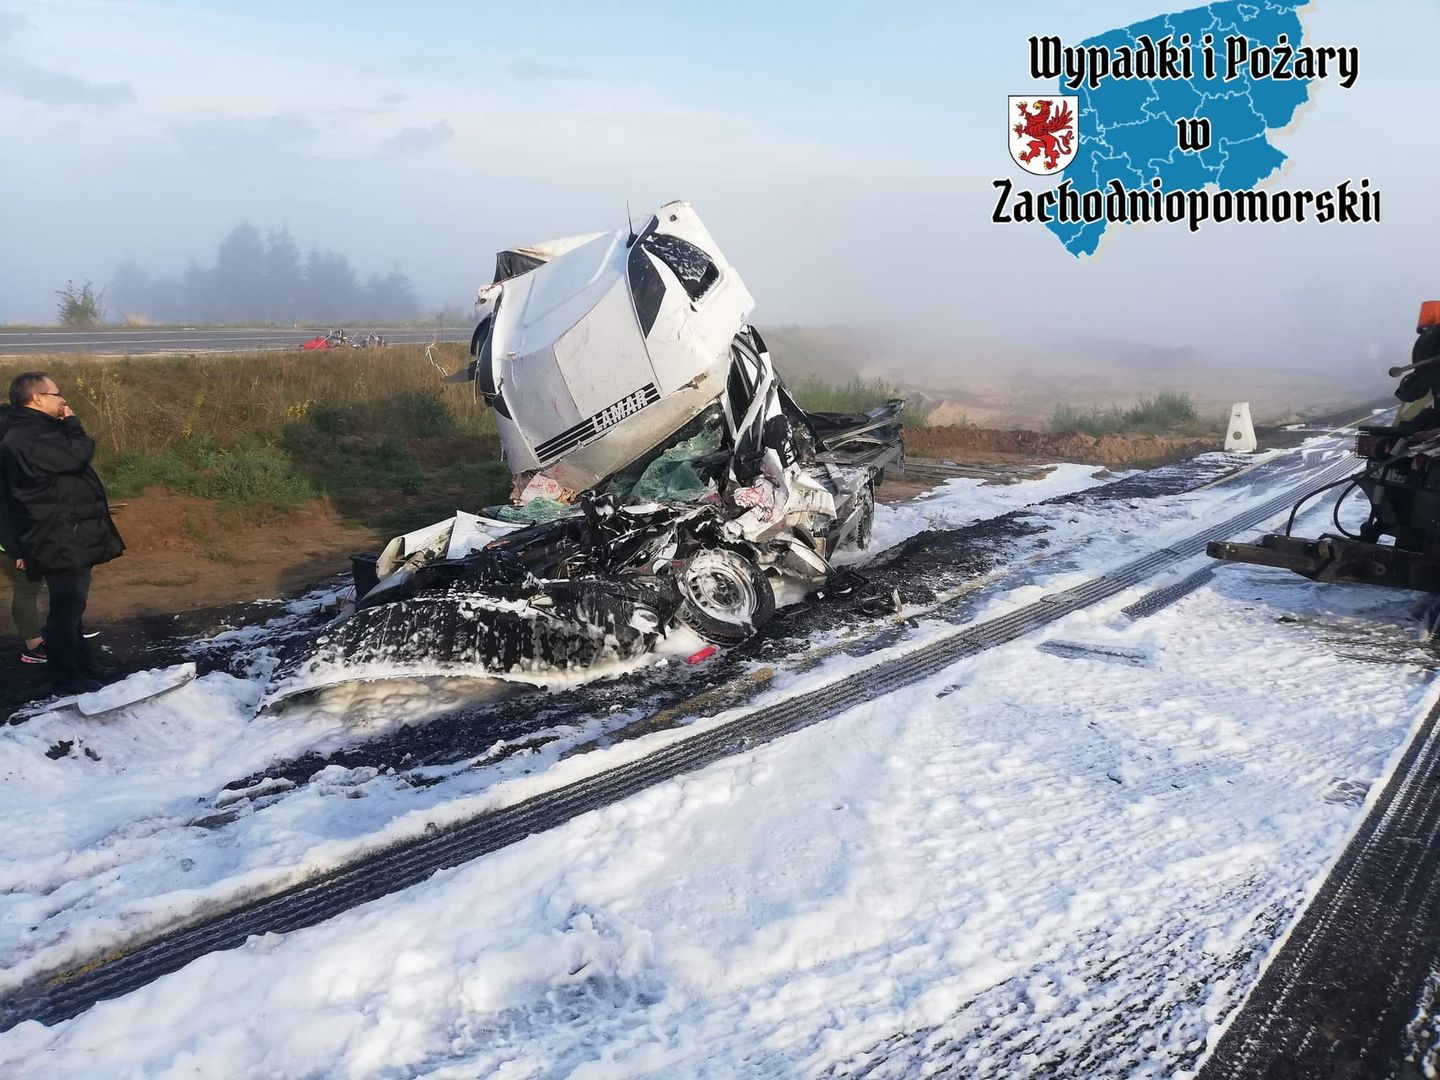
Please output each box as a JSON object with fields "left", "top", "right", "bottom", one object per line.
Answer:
{"left": 85, "top": 489, "right": 376, "bottom": 621}
{"left": 905, "top": 426, "right": 1217, "bottom": 468}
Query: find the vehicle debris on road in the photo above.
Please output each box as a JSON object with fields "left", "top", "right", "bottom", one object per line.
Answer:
{"left": 300, "top": 329, "right": 388, "bottom": 351}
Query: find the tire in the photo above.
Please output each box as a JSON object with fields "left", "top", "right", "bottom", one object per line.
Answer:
{"left": 676, "top": 548, "right": 775, "bottom": 645}
{"left": 831, "top": 482, "right": 875, "bottom": 553}
{"left": 853, "top": 482, "right": 875, "bottom": 550}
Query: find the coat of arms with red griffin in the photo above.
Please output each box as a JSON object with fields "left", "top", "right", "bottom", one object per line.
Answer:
{"left": 1008, "top": 96, "right": 1079, "bottom": 175}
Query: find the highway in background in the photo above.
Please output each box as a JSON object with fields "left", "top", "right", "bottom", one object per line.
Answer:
{"left": 0, "top": 326, "right": 475, "bottom": 356}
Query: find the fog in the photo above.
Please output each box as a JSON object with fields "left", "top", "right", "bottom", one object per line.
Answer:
{"left": 108, "top": 224, "right": 426, "bottom": 324}
{"left": 1, "top": 0, "right": 1434, "bottom": 385}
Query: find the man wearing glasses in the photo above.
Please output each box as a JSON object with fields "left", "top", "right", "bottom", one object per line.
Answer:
{"left": 0, "top": 372, "right": 124, "bottom": 694}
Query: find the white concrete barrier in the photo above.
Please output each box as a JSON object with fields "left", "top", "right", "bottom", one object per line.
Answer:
{"left": 1225, "top": 402, "right": 1257, "bottom": 453}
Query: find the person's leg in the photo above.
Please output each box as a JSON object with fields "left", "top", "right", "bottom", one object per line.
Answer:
{"left": 3, "top": 557, "right": 43, "bottom": 650}
{"left": 43, "top": 570, "right": 90, "bottom": 687}
{"left": 75, "top": 568, "right": 93, "bottom": 675}
{"left": 16, "top": 577, "right": 43, "bottom": 650}
{"left": 15, "top": 572, "right": 45, "bottom": 660}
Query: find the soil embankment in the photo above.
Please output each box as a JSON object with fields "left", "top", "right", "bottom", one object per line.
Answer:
{"left": 89, "top": 490, "right": 373, "bottom": 621}
{"left": 905, "top": 425, "right": 1217, "bottom": 468}
{"left": 65, "top": 425, "right": 1224, "bottom": 622}
{"left": 18, "top": 406, "right": 1369, "bottom": 634}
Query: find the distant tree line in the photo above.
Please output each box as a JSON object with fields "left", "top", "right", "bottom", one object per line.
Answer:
{"left": 108, "top": 223, "right": 424, "bottom": 325}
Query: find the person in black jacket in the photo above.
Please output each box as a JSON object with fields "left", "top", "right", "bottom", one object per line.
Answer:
{"left": 0, "top": 373, "right": 124, "bottom": 693}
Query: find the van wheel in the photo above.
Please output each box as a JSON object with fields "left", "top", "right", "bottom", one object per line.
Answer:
{"left": 854, "top": 482, "right": 875, "bottom": 550}
{"left": 677, "top": 549, "right": 775, "bottom": 645}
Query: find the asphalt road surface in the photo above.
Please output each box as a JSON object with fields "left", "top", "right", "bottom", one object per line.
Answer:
{"left": 0, "top": 326, "right": 474, "bottom": 356}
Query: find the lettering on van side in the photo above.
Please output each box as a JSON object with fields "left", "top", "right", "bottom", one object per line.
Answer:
{"left": 534, "top": 383, "right": 662, "bottom": 464}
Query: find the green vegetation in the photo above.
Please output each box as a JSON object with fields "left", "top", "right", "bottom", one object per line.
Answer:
{"left": 106, "top": 446, "right": 317, "bottom": 508}
{"left": 55, "top": 280, "right": 106, "bottom": 328}
{"left": 784, "top": 374, "right": 930, "bottom": 428}
{"left": 766, "top": 327, "right": 929, "bottom": 426}
{"left": 4, "top": 344, "right": 494, "bottom": 454}
{"left": 2, "top": 345, "right": 506, "bottom": 532}
{"left": 3, "top": 344, "right": 920, "bottom": 535}
{"left": 105, "top": 450, "right": 196, "bottom": 498}
{"left": 1048, "top": 392, "right": 1214, "bottom": 437}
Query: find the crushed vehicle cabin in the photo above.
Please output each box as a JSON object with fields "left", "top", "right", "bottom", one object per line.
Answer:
{"left": 262, "top": 201, "right": 905, "bottom": 708}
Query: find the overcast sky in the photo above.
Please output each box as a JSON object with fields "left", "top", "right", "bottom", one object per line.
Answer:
{"left": 1, "top": 0, "right": 1435, "bottom": 374}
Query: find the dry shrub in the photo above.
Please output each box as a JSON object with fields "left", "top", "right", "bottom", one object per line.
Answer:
{"left": 0, "top": 344, "right": 491, "bottom": 462}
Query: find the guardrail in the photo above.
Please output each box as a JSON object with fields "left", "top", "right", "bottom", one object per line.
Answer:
{"left": 0, "top": 328, "right": 474, "bottom": 357}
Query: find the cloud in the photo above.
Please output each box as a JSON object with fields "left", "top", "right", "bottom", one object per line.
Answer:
{"left": 336, "top": 92, "right": 409, "bottom": 117}
{"left": 170, "top": 114, "right": 318, "bottom": 160}
{"left": 507, "top": 60, "right": 588, "bottom": 82}
{"left": 381, "top": 119, "right": 453, "bottom": 155}
{"left": 0, "top": 61, "right": 134, "bottom": 105}
{"left": 0, "top": 12, "right": 133, "bottom": 105}
{"left": 0, "top": 10, "right": 32, "bottom": 42}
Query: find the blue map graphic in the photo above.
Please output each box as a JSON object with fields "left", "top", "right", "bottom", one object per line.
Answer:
{"left": 1048, "top": 0, "right": 1312, "bottom": 256}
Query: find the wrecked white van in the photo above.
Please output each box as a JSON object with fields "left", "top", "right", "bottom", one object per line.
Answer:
{"left": 263, "top": 202, "right": 905, "bottom": 706}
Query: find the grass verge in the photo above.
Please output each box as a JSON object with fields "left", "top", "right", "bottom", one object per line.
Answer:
{"left": 1048, "top": 392, "right": 1218, "bottom": 437}
{"left": 3, "top": 345, "right": 505, "bottom": 532}
{"left": 782, "top": 372, "right": 929, "bottom": 427}
{"left": 4, "top": 346, "right": 921, "bottom": 535}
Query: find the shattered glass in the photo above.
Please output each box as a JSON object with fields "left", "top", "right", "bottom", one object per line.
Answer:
{"left": 613, "top": 428, "right": 721, "bottom": 505}
{"left": 485, "top": 498, "right": 578, "bottom": 525}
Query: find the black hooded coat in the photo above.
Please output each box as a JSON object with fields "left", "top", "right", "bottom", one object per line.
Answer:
{"left": 0, "top": 404, "right": 124, "bottom": 574}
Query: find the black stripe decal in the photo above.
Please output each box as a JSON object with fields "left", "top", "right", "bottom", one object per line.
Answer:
{"left": 534, "top": 384, "right": 661, "bottom": 464}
